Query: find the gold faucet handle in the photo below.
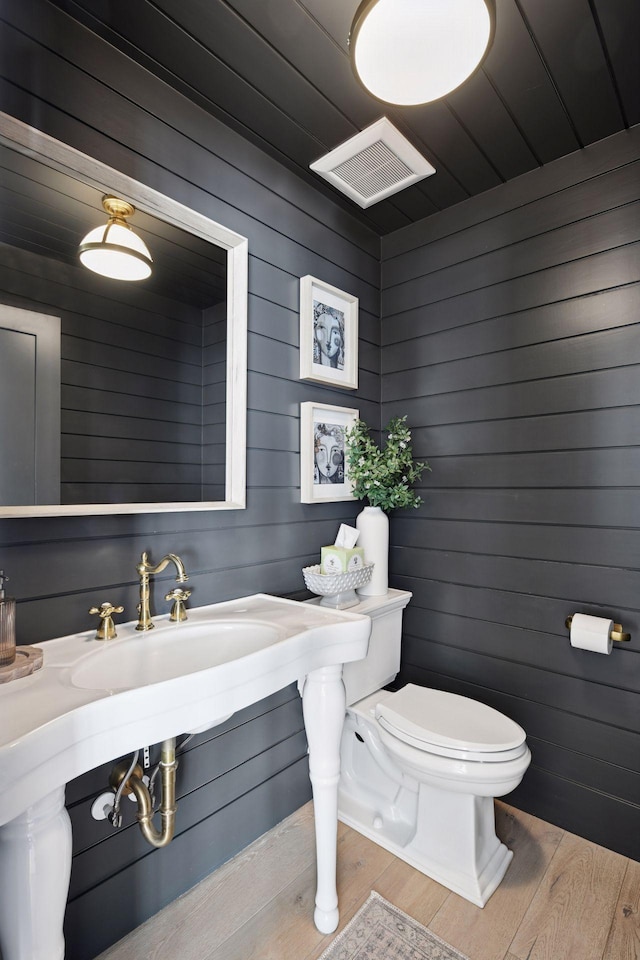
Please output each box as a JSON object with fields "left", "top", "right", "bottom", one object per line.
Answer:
{"left": 88, "top": 601, "right": 125, "bottom": 641}
{"left": 165, "top": 588, "right": 191, "bottom": 623}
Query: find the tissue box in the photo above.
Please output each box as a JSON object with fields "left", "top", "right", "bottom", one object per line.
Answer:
{"left": 321, "top": 545, "right": 365, "bottom": 575}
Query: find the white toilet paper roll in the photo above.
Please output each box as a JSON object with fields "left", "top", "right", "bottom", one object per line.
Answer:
{"left": 570, "top": 613, "right": 613, "bottom": 654}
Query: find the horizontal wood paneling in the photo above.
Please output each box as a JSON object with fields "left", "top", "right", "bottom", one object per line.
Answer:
{"left": 386, "top": 179, "right": 640, "bottom": 294}
{"left": 382, "top": 243, "right": 640, "bottom": 349}
{"left": 400, "top": 488, "right": 639, "bottom": 528}
{"left": 382, "top": 286, "right": 640, "bottom": 375}
{"left": 420, "top": 410, "right": 638, "bottom": 458}
{"left": 394, "top": 547, "right": 639, "bottom": 622}
{"left": 382, "top": 127, "right": 640, "bottom": 861}
{"left": 399, "top": 604, "right": 640, "bottom": 701}
{"left": 383, "top": 127, "right": 640, "bottom": 261}
{"left": 384, "top": 323, "right": 640, "bottom": 402}
{"left": 383, "top": 201, "right": 640, "bottom": 316}
{"left": 418, "top": 448, "right": 640, "bottom": 487}
{"left": 396, "top": 372, "right": 639, "bottom": 433}
{"left": 393, "top": 517, "right": 640, "bottom": 569}
{"left": 0, "top": 6, "right": 380, "bottom": 958}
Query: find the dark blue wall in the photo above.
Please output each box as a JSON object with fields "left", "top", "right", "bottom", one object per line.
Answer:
{"left": 381, "top": 125, "right": 640, "bottom": 861}
{"left": 0, "top": 3, "right": 380, "bottom": 956}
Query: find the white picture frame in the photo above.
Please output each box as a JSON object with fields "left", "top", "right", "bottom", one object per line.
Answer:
{"left": 299, "top": 275, "right": 359, "bottom": 390}
{"left": 300, "top": 402, "right": 359, "bottom": 503}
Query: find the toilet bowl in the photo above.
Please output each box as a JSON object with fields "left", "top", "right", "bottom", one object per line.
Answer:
{"left": 336, "top": 589, "right": 531, "bottom": 907}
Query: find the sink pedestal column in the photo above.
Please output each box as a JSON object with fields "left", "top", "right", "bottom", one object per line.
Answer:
{"left": 0, "top": 672, "right": 350, "bottom": 957}
{"left": 0, "top": 786, "right": 72, "bottom": 960}
{"left": 302, "top": 663, "right": 346, "bottom": 934}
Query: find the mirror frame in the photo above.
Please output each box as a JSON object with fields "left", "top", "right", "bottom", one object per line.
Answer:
{"left": 0, "top": 112, "right": 248, "bottom": 517}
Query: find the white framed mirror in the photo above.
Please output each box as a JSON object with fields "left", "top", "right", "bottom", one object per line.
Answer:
{"left": 0, "top": 112, "right": 247, "bottom": 517}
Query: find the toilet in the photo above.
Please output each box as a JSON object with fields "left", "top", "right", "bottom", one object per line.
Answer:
{"left": 338, "top": 589, "right": 531, "bottom": 907}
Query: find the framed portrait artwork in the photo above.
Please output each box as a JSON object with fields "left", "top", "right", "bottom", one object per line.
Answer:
{"left": 299, "top": 275, "right": 359, "bottom": 390}
{"left": 300, "top": 402, "right": 359, "bottom": 503}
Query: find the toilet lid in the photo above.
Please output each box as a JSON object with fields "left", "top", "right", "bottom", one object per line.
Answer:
{"left": 376, "top": 684, "right": 526, "bottom": 760}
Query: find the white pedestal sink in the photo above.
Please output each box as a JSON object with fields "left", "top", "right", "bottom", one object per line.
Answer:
{"left": 0, "top": 594, "right": 371, "bottom": 960}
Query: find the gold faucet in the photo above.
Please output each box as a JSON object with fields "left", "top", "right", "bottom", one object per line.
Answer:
{"left": 135, "top": 551, "right": 189, "bottom": 631}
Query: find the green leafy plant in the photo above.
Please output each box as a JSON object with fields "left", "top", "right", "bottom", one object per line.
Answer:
{"left": 345, "top": 415, "right": 429, "bottom": 512}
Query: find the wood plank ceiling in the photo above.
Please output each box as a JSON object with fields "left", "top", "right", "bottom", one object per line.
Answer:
{"left": 38, "top": 0, "right": 640, "bottom": 235}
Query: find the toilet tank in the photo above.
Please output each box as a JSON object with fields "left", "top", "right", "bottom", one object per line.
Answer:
{"left": 341, "top": 589, "right": 412, "bottom": 705}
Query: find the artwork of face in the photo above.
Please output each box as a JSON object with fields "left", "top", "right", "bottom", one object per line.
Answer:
{"left": 313, "top": 422, "right": 345, "bottom": 485}
{"left": 313, "top": 302, "right": 344, "bottom": 369}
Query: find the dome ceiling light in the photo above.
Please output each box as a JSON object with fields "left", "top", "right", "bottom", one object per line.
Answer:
{"left": 79, "top": 195, "right": 153, "bottom": 281}
{"left": 349, "top": 0, "right": 495, "bottom": 106}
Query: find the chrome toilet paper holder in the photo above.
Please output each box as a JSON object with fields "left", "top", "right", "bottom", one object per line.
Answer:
{"left": 565, "top": 616, "right": 631, "bottom": 643}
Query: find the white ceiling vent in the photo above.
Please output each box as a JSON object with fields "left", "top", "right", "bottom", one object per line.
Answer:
{"left": 310, "top": 117, "right": 435, "bottom": 208}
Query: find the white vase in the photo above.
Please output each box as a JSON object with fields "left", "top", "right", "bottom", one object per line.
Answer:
{"left": 355, "top": 505, "right": 389, "bottom": 597}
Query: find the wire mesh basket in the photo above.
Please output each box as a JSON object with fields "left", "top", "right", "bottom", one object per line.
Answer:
{"left": 302, "top": 562, "right": 374, "bottom": 609}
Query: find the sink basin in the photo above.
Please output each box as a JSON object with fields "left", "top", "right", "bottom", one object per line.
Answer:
{"left": 71, "top": 619, "right": 282, "bottom": 691}
{"left": 0, "top": 593, "right": 371, "bottom": 828}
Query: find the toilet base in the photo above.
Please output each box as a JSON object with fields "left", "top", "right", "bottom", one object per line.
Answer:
{"left": 338, "top": 702, "right": 522, "bottom": 907}
{"left": 338, "top": 785, "right": 513, "bottom": 907}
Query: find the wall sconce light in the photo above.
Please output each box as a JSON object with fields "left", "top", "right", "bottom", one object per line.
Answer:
{"left": 349, "top": 0, "right": 494, "bottom": 106}
{"left": 78, "top": 196, "right": 153, "bottom": 281}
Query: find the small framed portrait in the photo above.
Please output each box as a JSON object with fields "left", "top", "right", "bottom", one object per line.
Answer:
{"left": 299, "top": 275, "right": 359, "bottom": 390}
{"left": 300, "top": 402, "right": 359, "bottom": 503}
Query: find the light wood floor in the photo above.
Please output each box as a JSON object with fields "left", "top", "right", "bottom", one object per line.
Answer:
{"left": 98, "top": 800, "right": 640, "bottom": 960}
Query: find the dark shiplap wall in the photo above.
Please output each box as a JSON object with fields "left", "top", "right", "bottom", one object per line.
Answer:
{"left": 0, "top": 2, "right": 380, "bottom": 957}
{"left": 381, "top": 126, "right": 640, "bottom": 861}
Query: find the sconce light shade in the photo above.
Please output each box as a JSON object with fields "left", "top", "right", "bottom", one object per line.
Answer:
{"left": 350, "top": 0, "right": 494, "bottom": 106}
{"left": 79, "top": 196, "right": 153, "bottom": 281}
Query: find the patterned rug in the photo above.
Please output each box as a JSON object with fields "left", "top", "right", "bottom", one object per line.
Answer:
{"left": 318, "top": 891, "right": 470, "bottom": 960}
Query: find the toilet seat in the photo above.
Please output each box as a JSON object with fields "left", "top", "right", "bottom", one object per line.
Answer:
{"left": 375, "top": 684, "right": 527, "bottom": 763}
